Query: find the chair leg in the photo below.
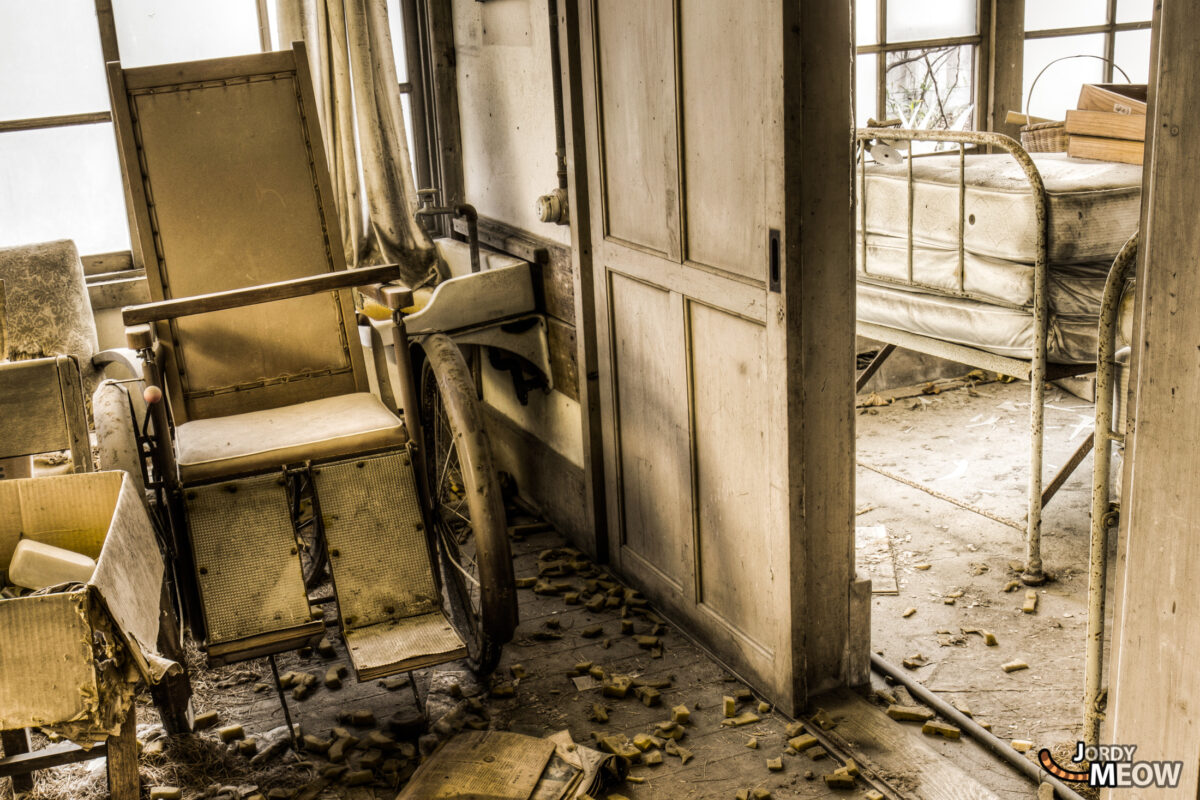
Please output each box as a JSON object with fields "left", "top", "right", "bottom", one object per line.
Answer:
{"left": 0, "top": 729, "right": 33, "bottom": 795}
{"left": 106, "top": 708, "right": 139, "bottom": 800}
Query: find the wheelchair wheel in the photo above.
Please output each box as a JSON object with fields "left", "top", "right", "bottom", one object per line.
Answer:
{"left": 419, "top": 334, "right": 518, "bottom": 674}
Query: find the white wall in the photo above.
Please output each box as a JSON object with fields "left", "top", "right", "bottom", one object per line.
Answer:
{"left": 452, "top": 0, "right": 569, "bottom": 246}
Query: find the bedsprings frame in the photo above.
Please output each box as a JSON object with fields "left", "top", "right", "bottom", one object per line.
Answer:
{"left": 855, "top": 127, "right": 1136, "bottom": 746}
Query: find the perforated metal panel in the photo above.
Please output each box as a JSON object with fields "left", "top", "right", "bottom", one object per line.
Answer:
{"left": 186, "top": 473, "right": 312, "bottom": 645}
{"left": 343, "top": 612, "right": 466, "bottom": 680}
{"left": 314, "top": 451, "right": 437, "bottom": 628}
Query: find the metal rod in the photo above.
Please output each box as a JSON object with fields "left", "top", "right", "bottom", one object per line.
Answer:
{"left": 1041, "top": 435, "right": 1094, "bottom": 508}
{"left": 267, "top": 654, "right": 300, "bottom": 751}
{"left": 1085, "top": 231, "right": 1139, "bottom": 748}
{"left": 858, "top": 459, "right": 1026, "bottom": 530}
{"left": 871, "top": 654, "right": 1088, "bottom": 800}
{"left": 547, "top": 0, "right": 568, "bottom": 191}
{"left": 856, "top": 343, "right": 897, "bottom": 393}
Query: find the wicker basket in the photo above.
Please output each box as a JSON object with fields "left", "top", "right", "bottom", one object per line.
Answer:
{"left": 1020, "top": 120, "right": 1068, "bottom": 153}
{"left": 1019, "top": 54, "right": 1132, "bottom": 154}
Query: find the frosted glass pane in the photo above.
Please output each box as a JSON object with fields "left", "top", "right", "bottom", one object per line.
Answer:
{"left": 112, "top": 0, "right": 262, "bottom": 68}
{"left": 856, "top": 54, "right": 877, "bottom": 127}
{"left": 0, "top": 125, "right": 130, "bottom": 254}
{"left": 0, "top": 1, "right": 109, "bottom": 119}
{"left": 1117, "top": 0, "right": 1154, "bottom": 23}
{"left": 856, "top": 0, "right": 878, "bottom": 46}
{"left": 1026, "top": 0, "right": 1106, "bottom": 31}
{"left": 885, "top": 45, "right": 975, "bottom": 130}
{"left": 887, "top": 0, "right": 975, "bottom": 43}
{"left": 1114, "top": 30, "right": 1152, "bottom": 84}
{"left": 1022, "top": 35, "right": 1106, "bottom": 118}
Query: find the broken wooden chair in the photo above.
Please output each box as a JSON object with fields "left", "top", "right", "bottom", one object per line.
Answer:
{"left": 0, "top": 239, "right": 144, "bottom": 486}
{"left": 106, "top": 44, "right": 517, "bottom": 690}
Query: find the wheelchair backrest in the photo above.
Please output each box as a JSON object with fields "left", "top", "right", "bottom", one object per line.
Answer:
{"left": 108, "top": 44, "right": 367, "bottom": 423}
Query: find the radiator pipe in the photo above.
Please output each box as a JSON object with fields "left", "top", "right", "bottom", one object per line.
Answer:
{"left": 871, "top": 654, "right": 1088, "bottom": 800}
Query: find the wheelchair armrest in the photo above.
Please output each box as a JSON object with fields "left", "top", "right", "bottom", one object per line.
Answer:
{"left": 359, "top": 281, "right": 415, "bottom": 312}
{"left": 121, "top": 264, "right": 403, "bottom": 326}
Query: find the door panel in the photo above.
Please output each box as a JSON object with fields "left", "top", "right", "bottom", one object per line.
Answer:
{"left": 609, "top": 272, "right": 691, "bottom": 589}
{"left": 580, "top": 0, "right": 817, "bottom": 702}
{"left": 680, "top": 0, "right": 770, "bottom": 280}
{"left": 688, "top": 301, "right": 773, "bottom": 653}
{"left": 594, "top": 0, "right": 678, "bottom": 256}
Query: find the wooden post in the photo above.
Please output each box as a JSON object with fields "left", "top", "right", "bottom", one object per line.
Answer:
{"left": 987, "top": 0, "right": 1025, "bottom": 138}
{"left": 558, "top": 0, "right": 607, "bottom": 562}
{"left": 0, "top": 729, "right": 33, "bottom": 794}
{"left": 105, "top": 708, "right": 139, "bottom": 800}
{"left": 1106, "top": 1, "right": 1200, "bottom": 791}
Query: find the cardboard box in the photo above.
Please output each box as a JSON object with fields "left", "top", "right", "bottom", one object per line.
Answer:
{"left": 0, "top": 471, "right": 173, "bottom": 744}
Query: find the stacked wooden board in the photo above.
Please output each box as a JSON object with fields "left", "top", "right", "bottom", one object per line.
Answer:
{"left": 1066, "top": 84, "right": 1148, "bottom": 165}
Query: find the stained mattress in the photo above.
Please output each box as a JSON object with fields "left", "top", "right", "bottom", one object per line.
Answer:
{"left": 857, "top": 233, "right": 1111, "bottom": 311}
{"left": 858, "top": 278, "right": 1103, "bottom": 364}
{"left": 859, "top": 152, "right": 1142, "bottom": 264}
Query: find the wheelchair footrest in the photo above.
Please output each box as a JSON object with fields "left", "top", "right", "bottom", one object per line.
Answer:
{"left": 344, "top": 612, "right": 466, "bottom": 680}
{"left": 314, "top": 450, "right": 463, "bottom": 679}
{"left": 185, "top": 473, "right": 313, "bottom": 654}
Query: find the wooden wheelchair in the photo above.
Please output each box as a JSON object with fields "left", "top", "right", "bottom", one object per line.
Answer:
{"left": 106, "top": 44, "right": 550, "bottom": 695}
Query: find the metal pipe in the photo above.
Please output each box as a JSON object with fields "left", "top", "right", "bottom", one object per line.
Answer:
{"left": 547, "top": 0, "right": 567, "bottom": 191}
{"left": 455, "top": 203, "right": 480, "bottom": 273}
{"left": 1085, "top": 231, "right": 1139, "bottom": 748}
{"left": 871, "top": 654, "right": 1088, "bottom": 800}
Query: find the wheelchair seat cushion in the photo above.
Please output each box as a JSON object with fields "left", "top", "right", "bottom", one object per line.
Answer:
{"left": 175, "top": 392, "right": 406, "bottom": 482}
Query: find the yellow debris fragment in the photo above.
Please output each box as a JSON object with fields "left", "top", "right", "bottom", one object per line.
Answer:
{"left": 902, "top": 607, "right": 916, "bottom": 618}
{"left": 1002, "top": 660, "right": 1029, "bottom": 673}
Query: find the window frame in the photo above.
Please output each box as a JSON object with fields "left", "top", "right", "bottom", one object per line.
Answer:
{"left": 0, "top": 0, "right": 275, "bottom": 259}
{"left": 855, "top": 0, "right": 991, "bottom": 130}
{"left": 1023, "top": 0, "right": 1152, "bottom": 84}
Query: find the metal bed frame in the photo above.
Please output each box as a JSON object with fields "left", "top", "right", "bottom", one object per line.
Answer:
{"left": 855, "top": 127, "right": 1124, "bottom": 587}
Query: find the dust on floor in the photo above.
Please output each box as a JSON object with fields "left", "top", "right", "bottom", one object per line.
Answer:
{"left": 856, "top": 378, "right": 1112, "bottom": 772}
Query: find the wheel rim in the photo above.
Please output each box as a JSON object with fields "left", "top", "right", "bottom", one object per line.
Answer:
{"left": 421, "top": 359, "right": 488, "bottom": 661}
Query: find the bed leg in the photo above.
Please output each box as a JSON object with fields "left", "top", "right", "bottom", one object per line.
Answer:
{"left": 1023, "top": 350, "right": 1047, "bottom": 586}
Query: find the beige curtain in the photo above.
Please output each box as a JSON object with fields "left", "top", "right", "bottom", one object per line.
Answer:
{"left": 277, "top": 0, "right": 437, "bottom": 286}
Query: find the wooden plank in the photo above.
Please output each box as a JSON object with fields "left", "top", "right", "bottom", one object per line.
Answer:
{"left": 0, "top": 736, "right": 106, "bottom": 780}
{"left": 986, "top": 0, "right": 1025, "bottom": 138}
{"left": 814, "top": 689, "right": 1002, "bottom": 800}
{"left": 106, "top": 708, "right": 139, "bottom": 800}
{"left": 426, "top": 0, "right": 465, "bottom": 209}
{"left": 1066, "top": 134, "right": 1144, "bottom": 165}
{"left": 121, "top": 50, "right": 297, "bottom": 91}
{"left": 81, "top": 250, "right": 134, "bottom": 276}
{"left": 0, "top": 729, "right": 33, "bottom": 791}
{"left": 1107, "top": 3, "right": 1200, "bottom": 792}
{"left": 122, "top": 264, "right": 401, "bottom": 325}
{"left": 92, "top": 0, "right": 121, "bottom": 63}
{"left": 0, "top": 112, "right": 111, "bottom": 133}
{"left": 787, "top": 0, "right": 856, "bottom": 705}
{"left": 1065, "top": 109, "right": 1148, "bottom": 141}
{"left": 546, "top": 317, "right": 578, "bottom": 402}
{"left": 559, "top": 0, "right": 608, "bottom": 563}
{"left": 0, "top": 359, "right": 73, "bottom": 458}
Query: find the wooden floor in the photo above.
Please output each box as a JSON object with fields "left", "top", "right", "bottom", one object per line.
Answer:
{"left": 10, "top": 522, "right": 1043, "bottom": 800}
